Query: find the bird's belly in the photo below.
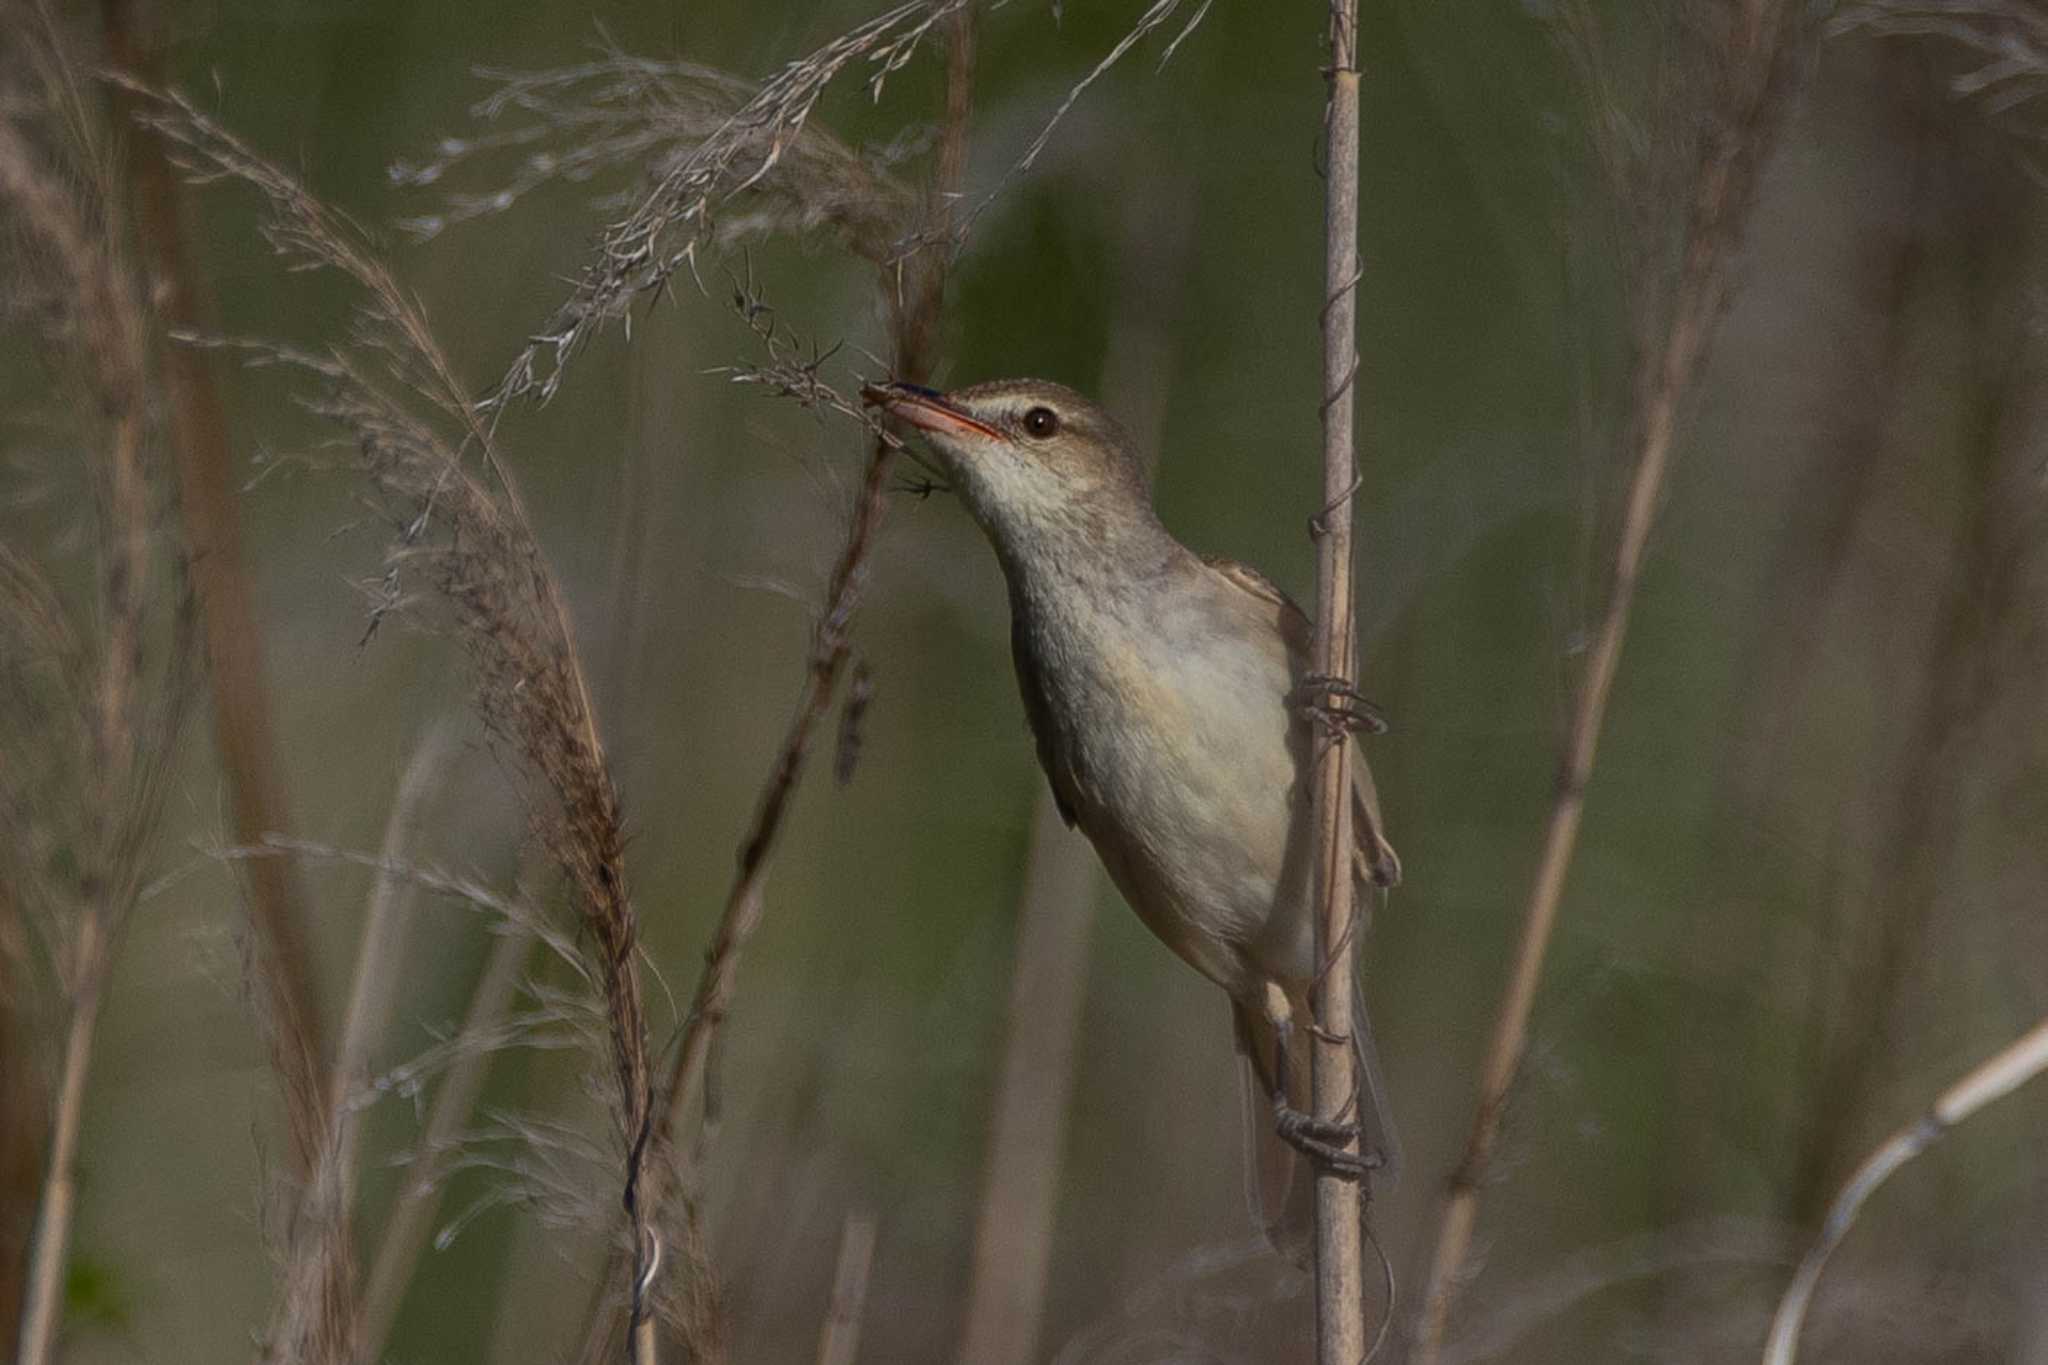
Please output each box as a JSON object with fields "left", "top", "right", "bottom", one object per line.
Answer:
{"left": 1063, "top": 629, "right": 1310, "bottom": 995}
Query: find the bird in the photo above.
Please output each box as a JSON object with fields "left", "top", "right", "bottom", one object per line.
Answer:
{"left": 864, "top": 376, "right": 1400, "bottom": 1247}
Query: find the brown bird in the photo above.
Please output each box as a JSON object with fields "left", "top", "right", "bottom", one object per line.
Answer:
{"left": 865, "top": 377, "right": 1400, "bottom": 1243}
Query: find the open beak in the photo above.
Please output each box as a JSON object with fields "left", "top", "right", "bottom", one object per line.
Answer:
{"left": 861, "top": 381, "right": 1003, "bottom": 442}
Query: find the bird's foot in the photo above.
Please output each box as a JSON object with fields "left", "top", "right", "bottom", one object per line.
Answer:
{"left": 1289, "top": 674, "right": 1388, "bottom": 737}
{"left": 1274, "top": 1103, "right": 1385, "bottom": 1179}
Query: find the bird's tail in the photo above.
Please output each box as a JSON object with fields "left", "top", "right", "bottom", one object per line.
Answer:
{"left": 1234, "top": 976, "right": 1399, "bottom": 1261}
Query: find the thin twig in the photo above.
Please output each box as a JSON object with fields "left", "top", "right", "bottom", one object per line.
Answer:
{"left": 565, "top": 15, "right": 976, "bottom": 1355}
{"left": 813, "top": 1211, "right": 878, "bottom": 1365}
{"left": 938, "top": 0, "right": 1210, "bottom": 249}
{"left": 671, "top": 0, "right": 973, "bottom": 1240}
{"left": 1407, "top": 6, "right": 1809, "bottom": 1360}
{"left": 357, "top": 923, "right": 534, "bottom": 1359}
{"left": 1308, "top": 1, "right": 1370, "bottom": 1360}
{"left": 659, "top": 11, "right": 974, "bottom": 1139}
{"left": 333, "top": 730, "right": 456, "bottom": 1120}
{"left": 215, "top": 840, "right": 576, "bottom": 970}
{"left": 262, "top": 729, "right": 451, "bottom": 1364}
{"left": 102, "top": 0, "right": 331, "bottom": 1190}
{"left": 489, "top": 0, "right": 974, "bottom": 409}
{"left": 552, "top": 19, "right": 981, "bottom": 1365}
{"left": 15, "top": 928, "right": 103, "bottom": 1365}
{"left": 1762, "top": 1014, "right": 2048, "bottom": 1365}
{"left": 953, "top": 802, "right": 1099, "bottom": 1365}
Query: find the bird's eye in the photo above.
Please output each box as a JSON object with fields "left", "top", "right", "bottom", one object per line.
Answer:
{"left": 1022, "top": 406, "right": 1060, "bottom": 439}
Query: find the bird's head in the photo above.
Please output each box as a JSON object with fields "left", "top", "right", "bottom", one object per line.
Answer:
{"left": 862, "top": 378, "right": 1153, "bottom": 557}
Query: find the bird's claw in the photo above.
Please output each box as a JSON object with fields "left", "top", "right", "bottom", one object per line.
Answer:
{"left": 1274, "top": 1103, "right": 1385, "bottom": 1179}
{"left": 1289, "top": 674, "right": 1388, "bottom": 737}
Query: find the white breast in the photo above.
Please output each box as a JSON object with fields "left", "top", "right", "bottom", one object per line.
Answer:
{"left": 1038, "top": 580, "right": 1306, "bottom": 994}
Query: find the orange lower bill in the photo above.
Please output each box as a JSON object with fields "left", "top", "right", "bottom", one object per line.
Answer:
{"left": 861, "top": 383, "right": 1002, "bottom": 441}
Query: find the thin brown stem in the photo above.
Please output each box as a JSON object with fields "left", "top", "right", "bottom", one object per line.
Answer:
{"left": 14, "top": 925, "right": 104, "bottom": 1365}
{"left": 954, "top": 797, "right": 1100, "bottom": 1365}
{"left": 658, "top": 1, "right": 974, "bottom": 1148}
{"left": 814, "top": 1212, "right": 878, "bottom": 1365}
{"left": 1408, "top": 6, "right": 1805, "bottom": 1360}
{"left": 0, "top": 911, "right": 39, "bottom": 1338}
{"left": 1310, "top": 2, "right": 1368, "bottom": 1360}
{"left": 640, "top": 3, "right": 974, "bottom": 1327}
{"left": 579, "top": 386, "right": 878, "bottom": 1365}
{"left": 654, "top": 428, "right": 892, "bottom": 1140}
{"left": 332, "top": 730, "right": 452, "bottom": 1129}
{"left": 355, "top": 921, "right": 532, "bottom": 1360}
{"left": 262, "top": 731, "right": 450, "bottom": 1365}
{"left": 0, "top": 84, "right": 188, "bottom": 1365}
{"left": 572, "top": 23, "right": 977, "bottom": 1359}
{"left": 101, "top": 0, "right": 331, "bottom": 1182}
{"left": 1763, "top": 1014, "right": 2048, "bottom": 1365}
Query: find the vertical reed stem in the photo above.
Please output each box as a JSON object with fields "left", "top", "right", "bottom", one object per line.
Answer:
{"left": 1310, "top": 0, "right": 1369, "bottom": 1358}
{"left": 15, "top": 926, "right": 104, "bottom": 1365}
{"left": 1410, "top": 6, "right": 1802, "bottom": 1357}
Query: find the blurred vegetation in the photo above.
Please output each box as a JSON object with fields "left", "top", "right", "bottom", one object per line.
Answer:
{"left": 3, "top": 1, "right": 2048, "bottom": 1363}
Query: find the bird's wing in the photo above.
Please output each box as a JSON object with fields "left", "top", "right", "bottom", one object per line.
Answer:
{"left": 1203, "top": 556, "right": 1313, "bottom": 658}
{"left": 1203, "top": 557, "right": 1401, "bottom": 888}
{"left": 1351, "top": 758, "right": 1403, "bottom": 889}
{"left": 1010, "top": 609, "right": 1080, "bottom": 828}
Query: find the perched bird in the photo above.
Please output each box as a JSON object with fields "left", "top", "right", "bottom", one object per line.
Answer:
{"left": 865, "top": 377, "right": 1400, "bottom": 1244}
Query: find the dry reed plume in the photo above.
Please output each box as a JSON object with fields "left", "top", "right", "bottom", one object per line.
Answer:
{"left": 11, "top": 2, "right": 2047, "bottom": 1362}
{"left": 377, "top": 3, "right": 1187, "bottom": 1351}
{"left": 332, "top": 3, "right": 1162, "bottom": 1353}
{"left": 142, "top": 0, "right": 1208, "bottom": 1349}
{"left": 555, "top": 10, "right": 975, "bottom": 1353}
{"left": 394, "top": 5, "right": 1216, "bottom": 1354}
{"left": 475, "top": 1, "right": 976, "bottom": 410}
{"left": 0, "top": 13, "right": 197, "bottom": 1360}
{"left": 113, "top": 80, "right": 664, "bottom": 1359}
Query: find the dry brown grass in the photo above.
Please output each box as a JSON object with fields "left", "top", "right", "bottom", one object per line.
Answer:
{"left": 1, "top": 3, "right": 1259, "bottom": 1357}
{"left": 103, "top": 0, "right": 332, "bottom": 1182}
{"left": 0, "top": 13, "right": 197, "bottom": 1359}
{"left": 114, "top": 78, "right": 660, "bottom": 1359}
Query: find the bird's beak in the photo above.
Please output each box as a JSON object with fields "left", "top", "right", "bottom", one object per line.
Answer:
{"left": 861, "top": 381, "right": 1003, "bottom": 442}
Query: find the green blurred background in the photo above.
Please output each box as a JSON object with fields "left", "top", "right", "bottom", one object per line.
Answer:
{"left": 6, "top": 1, "right": 2048, "bottom": 1361}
